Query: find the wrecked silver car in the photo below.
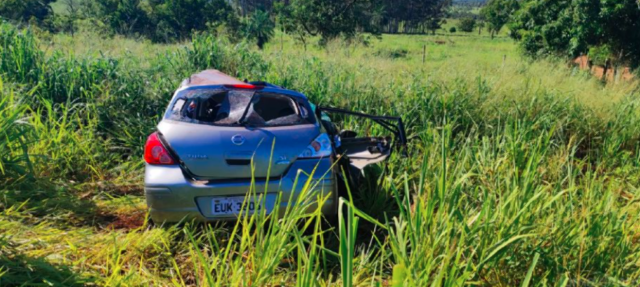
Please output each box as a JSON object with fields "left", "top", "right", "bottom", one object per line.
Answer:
{"left": 144, "top": 70, "right": 406, "bottom": 223}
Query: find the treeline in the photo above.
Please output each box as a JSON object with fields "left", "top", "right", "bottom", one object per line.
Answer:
{"left": 0, "top": 0, "right": 453, "bottom": 47}
{"left": 481, "top": 0, "right": 640, "bottom": 68}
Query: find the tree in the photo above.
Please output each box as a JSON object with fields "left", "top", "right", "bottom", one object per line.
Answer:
{"left": 477, "top": 21, "right": 485, "bottom": 35}
{"left": 425, "top": 0, "right": 451, "bottom": 35}
{"left": 85, "top": 0, "right": 239, "bottom": 42}
{"left": 244, "top": 10, "right": 274, "bottom": 49}
{"left": 279, "top": 0, "right": 383, "bottom": 43}
{"left": 149, "top": 0, "right": 238, "bottom": 42}
{"left": 480, "top": 0, "right": 519, "bottom": 39}
{"left": 59, "top": 0, "right": 82, "bottom": 36}
{"left": 458, "top": 17, "right": 476, "bottom": 32}
{"left": 510, "top": 0, "right": 640, "bottom": 67}
{"left": 381, "top": 0, "right": 451, "bottom": 34}
{"left": 232, "top": 0, "right": 277, "bottom": 16}
{"left": 425, "top": 19, "right": 444, "bottom": 35}
{"left": 0, "top": 0, "right": 55, "bottom": 24}
{"left": 87, "top": 0, "right": 151, "bottom": 36}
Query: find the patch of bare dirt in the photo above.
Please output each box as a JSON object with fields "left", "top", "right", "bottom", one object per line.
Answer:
{"left": 99, "top": 209, "right": 147, "bottom": 230}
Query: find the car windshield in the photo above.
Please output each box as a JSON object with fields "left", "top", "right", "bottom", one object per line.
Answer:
{"left": 165, "top": 89, "right": 315, "bottom": 127}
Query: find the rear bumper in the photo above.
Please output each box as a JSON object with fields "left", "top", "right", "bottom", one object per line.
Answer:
{"left": 144, "top": 158, "right": 338, "bottom": 223}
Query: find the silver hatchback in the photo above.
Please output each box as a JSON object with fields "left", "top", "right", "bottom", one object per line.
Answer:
{"left": 144, "top": 70, "right": 406, "bottom": 223}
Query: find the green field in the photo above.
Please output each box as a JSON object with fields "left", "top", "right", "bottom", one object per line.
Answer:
{"left": 2, "top": 23, "right": 640, "bottom": 286}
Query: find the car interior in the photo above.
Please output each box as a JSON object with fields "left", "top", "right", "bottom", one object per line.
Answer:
{"left": 173, "top": 91, "right": 306, "bottom": 126}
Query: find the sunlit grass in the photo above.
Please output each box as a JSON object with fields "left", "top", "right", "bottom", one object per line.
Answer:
{"left": 1, "top": 23, "right": 640, "bottom": 285}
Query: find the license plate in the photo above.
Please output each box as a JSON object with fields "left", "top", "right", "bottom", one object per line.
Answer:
{"left": 211, "top": 196, "right": 265, "bottom": 216}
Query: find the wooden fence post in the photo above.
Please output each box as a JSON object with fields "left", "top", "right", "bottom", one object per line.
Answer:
{"left": 423, "top": 45, "right": 426, "bottom": 64}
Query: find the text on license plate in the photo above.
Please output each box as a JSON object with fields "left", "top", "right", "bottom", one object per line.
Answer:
{"left": 211, "top": 196, "right": 264, "bottom": 215}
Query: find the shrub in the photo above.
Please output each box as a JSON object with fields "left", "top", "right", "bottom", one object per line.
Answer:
{"left": 458, "top": 17, "right": 476, "bottom": 32}
{"left": 374, "top": 48, "right": 409, "bottom": 59}
{"left": 588, "top": 45, "right": 612, "bottom": 67}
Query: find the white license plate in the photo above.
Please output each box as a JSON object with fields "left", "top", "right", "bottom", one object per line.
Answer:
{"left": 211, "top": 196, "right": 266, "bottom": 216}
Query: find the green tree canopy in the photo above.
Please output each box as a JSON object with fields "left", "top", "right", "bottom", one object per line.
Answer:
{"left": 0, "top": 0, "right": 55, "bottom": 24}
{"left": 510, "top": 0, "right": 640, "bottom": 67}
{"left": 84, "top": 0, "right": 151, "bottom": 36}
{"left": 381, "top": 0, "right": 451, "bottom": 34}
{"left": 149, "top": 0, "right": 238, "bottom": 41}
{"left": 277, "top": 0, "right": 383, "bottom": 43}
{"left": 243, "top": 10, "right": 275, "bottom": 49}
{"left": 458, "top": 17, "right": 476, "bottom": 32}
{"left": 480, "top": 0, "right": 519, "bottom": 38}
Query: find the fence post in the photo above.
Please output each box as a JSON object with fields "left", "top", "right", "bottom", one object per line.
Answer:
{"left": 423, "top": 45, "right": 426, "bottom": 64}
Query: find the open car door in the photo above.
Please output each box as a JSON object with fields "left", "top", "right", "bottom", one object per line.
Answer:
{"left": 317, "top": 106, "right": 408, "bottom": 172}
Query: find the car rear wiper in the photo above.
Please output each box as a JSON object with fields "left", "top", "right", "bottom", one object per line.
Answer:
{"left": 236, "top": 93, "right": 257, "bottom": 126}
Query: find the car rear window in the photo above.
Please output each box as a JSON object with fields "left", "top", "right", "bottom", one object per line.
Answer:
{"left": 165, "top": 88, "right": 316, "bottom": 127}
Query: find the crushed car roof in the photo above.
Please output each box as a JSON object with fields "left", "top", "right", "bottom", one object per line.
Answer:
{"left": 180, "top": 69, "right": 246, "bottom": 88}
{"left": 178, "top": 70, "right": 308, "bottom": 100}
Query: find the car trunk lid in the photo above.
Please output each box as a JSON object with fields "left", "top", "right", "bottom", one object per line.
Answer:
{"left": 158, "top": 121, "right": 318, "bottom": 180}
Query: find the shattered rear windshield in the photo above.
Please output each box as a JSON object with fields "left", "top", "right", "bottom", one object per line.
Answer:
{"left": 165, "top": 89, "right": 316, "bottom": 127}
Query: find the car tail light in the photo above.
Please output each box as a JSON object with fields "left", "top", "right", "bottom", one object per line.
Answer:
{"left": 298, "top": 133, "right": 332, "bottom": 158}
{"left": 144, "top": 132, "right": 177, "bottom": 165}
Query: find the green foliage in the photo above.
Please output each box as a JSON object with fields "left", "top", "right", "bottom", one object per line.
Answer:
{"left": 243, "top": 10, "right": 275, "bottom": 49}
{"left": 476, "top": 20, "right": 485, "bottom": 34}
{"left": 90, "top": 0, "right": 151, "bottom": 36}
{"left": 458, "top": 17, "right": 476, "bottom": 32}
{"left": 83, "top": 0, "right": 239, "bottom": 42}
{"left": 373, "top": 47, "right": 408, "bottom": 59}
{"left": 0, "top": 23, "right": 267, "bottom": 182}
{"left": 148, "top": 0, "right": 239, "bottom": 42}
{"left": 480, "top": 0, "right": 518, "bottom": 38}
{"left": 0, "top": 83, "right": 32, "bottom": 186}
{"left": 0, "top": 0, "right": 55, "bottom": 24}
{"left": 449, "top": 26, "right": 457, "bottom": 33}
{"left": 588, "top": 45, "right": 613, "bottom": 66}
{"left": 381, "top": 0, "right": 451, "bottom": 34}
{"left": 510, "top": 0, "right": 640, "bottom": 67}
{"left": 277, "top": 0, "right": 383, "bottom": 43}
{"left": 2, "top": 21, "right": 640, "bottom": 286}
{"left": 52, "top": 0, "right": 84, "bottom": 36}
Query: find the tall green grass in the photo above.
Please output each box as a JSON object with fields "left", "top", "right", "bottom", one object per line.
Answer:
{"left": 0, "top": 80, "right": 32, "bottom": 185}
{"left": 1, "top": 23, "right": 640, "bottom": 285}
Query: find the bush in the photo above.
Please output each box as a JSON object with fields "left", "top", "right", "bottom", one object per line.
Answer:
{"left": 458, "top": 17, "right": 476, "bottom": 32}
{"left": 373, "top": 48, "right": 408, "bottom": 59}
{"left": 449, "top": 27, "right": 457, "bottom": 33}
{"left": 588, "top": 45, "right": 612, "bottom": 67}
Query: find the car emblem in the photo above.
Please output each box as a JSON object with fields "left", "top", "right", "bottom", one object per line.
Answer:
{"left": 231, "top": 135, "right": 245, "bottom": 146}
